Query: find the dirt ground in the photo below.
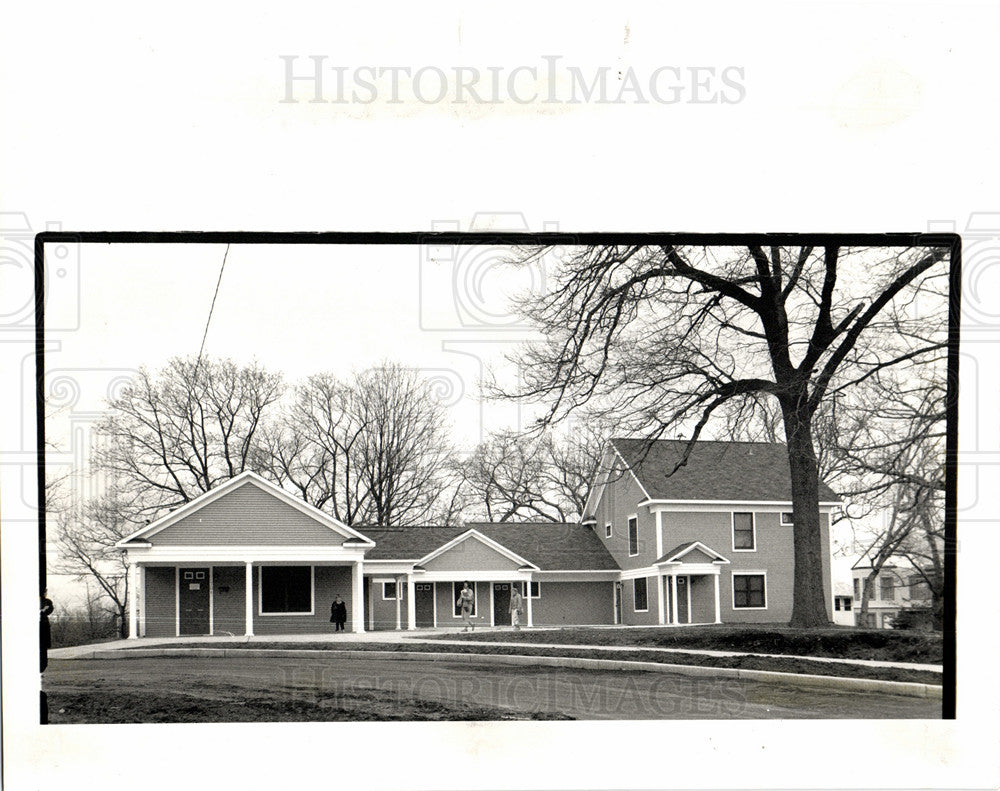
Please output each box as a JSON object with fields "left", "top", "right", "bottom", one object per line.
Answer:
{"left": 43, "top": 655, "right": 941, "bottom": 723}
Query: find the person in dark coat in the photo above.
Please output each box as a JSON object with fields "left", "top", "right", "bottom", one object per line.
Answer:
{"left": 330, "top": 595, "right": 347, "bottom": 631}
{"left": 40, "top": 591, "right": 54, "bottom": 672}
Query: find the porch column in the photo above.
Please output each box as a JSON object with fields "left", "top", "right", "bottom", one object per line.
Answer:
{"left": 670, "top": 574, "right": 679, "bottom": 626}
{"left": 395, "top": 576, "right": 402, "bottom": 630}
{"left": 406, "top": 575, "right": 416, "bottom": 630}
{"left": 526, "top": 580, "right": 533, "bottom": 627}
{"left": 127, "top": 561, "right": 139, "bottom": 639}
{"left": 352, "top": 561, "right": 364, "bottom": 633}
{"left": 244, "top": 562, "right": 254, "bottom": 637}
{"left": 138, "top": 565, "right": 146, "bottom": 637}
{"left": 656, "top": 573, "right": 666, "bottom": 625}
{"left": 713, "top": 572, "right": 722, "bottom": 624}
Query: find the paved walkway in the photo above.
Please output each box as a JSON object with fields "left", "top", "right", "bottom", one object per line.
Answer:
{"left": 48, "top": 627, "right": 942, "bottom": 672}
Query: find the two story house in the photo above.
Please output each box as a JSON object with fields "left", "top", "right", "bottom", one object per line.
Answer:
{"left": 116, "top": 438, "right": 839, "bottom": 638}
{"left": 583, "top": 439, "right": 839, "bottom": 626}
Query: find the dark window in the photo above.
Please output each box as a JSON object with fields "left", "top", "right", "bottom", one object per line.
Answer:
{"left": 382, "top": 581, "right": 398, "bottom": 600}
{"left": 733, "top": 513, "right": 755, "bottom": 550}
{"left": 733, "top": 574, "right": 765, "bottom": 608}
{"left": 519, "top": 581, "right": 541, "bottom": 598}
{"left": 628, "top": 516, "right": 639, "bottom": 556}
{"left": 260, "top": 566, "right": 312, "bottom": 614}
{"left": 853, "top": 578, "right": 861, "bottom": 599}
{"left": 780, "top": 512, "right": 794, "bottom": 525}
{"left": 453, "top": 582, "right": 476, "bottom": 617}
{"left": 880, "top": 576, "right": 895, "bottom": 601}
{"left": 633, "top": 577, "right": 648, "bottom": 611}
{"left": 605, "top": 523, "right": 613, "bottom": 539}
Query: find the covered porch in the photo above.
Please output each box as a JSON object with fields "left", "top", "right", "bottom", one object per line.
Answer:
{"left": 653, "top": 541, "right": 730, "bottom": 626}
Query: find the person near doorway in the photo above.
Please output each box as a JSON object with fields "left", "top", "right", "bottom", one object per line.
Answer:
{"left": 457, "top": 582, "right": 475, "bottom": 631}
{"left": 509, "top": 585, "right": 523, "bottom": 630}
{"left": 330, "top": 595, "right": 347, "bottom": 632}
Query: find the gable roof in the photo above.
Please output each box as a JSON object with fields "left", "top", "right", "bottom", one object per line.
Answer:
{"left": 115, "top": 471, "right": 376, "bottom": 548}
{"left": 655, "top": 540, "right": 730, "bottom": 565}
{"left": 611, "top": 438, "right": 840, "bottom": 504}
{"left": 363, "top": 522, "right": 619, "bottom": 571}
{"left": 466, "top": 522, "right": 620, "bottom": 571}
{"left": 416, "top": 529, "right": 539, "bottom": 570}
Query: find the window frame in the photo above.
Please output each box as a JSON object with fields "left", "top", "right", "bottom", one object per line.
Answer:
{"left": 258, "top": 565, "right": 315, "bottom": 617}
{"left": 452, "top": 581, "right": 477, "bottom": 618}
{"left": 605, "top": 522, "right": 613, "bottom": 539}
{"left": 879, "top": 575, "right": 896, "bottom": 601}
{"left": 382, "top": 581, "right": 399, "bottom": 600}
{"left": 731, "top": 572, "right": 767, "bottom": 610}
{"left": 780, "top": 511, "right": 794, "bottom": 526}
{"left": 732, "top": 512, "right": 756, "bottom": 552}
{"left": 632, "top": 577, "right": 649, "bottom": 612}
{"left": 627, "top": 514, "right": 639, "bottom": 557}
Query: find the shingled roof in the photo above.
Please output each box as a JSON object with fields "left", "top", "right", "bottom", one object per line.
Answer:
{"left": 612, "top": 438, "right": 840, "bottom": 503}
{"left": 362, "top": 522, "right": 619, "bottom": 570}
{"left": 466, "top": 522, "right": 620, "bottom": 571}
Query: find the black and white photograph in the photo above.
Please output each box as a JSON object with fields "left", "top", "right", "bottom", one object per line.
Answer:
{"left": 37, "top": 235, "right": 954, "bottom": 724}
{"left": 3, "top": 3, "right": 999, "bottom": 790}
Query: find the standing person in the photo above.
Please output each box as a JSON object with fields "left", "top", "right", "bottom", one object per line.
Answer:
{"left": 330, "top": 595, "right": 347, "bottom": 632}
{"left": 509, "top": 585, "right": 523, "bottom": 630}
{"left": 40, "top": 590, "right": 54, "bottom": 672}
{"left": 456, "top": 582, "right": 475, "bottom": 631}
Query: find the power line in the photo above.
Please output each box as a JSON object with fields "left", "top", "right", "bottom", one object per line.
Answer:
{"left": 194, "top": 243, "right": 229, "bottom": 377}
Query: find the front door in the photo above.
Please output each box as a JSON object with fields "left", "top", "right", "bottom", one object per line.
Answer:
{"left": 415, "top": 582, "right": 435, "bottom": 627}
{"left": 179, "top": 567, "right": 210, "bottom": 635}
{"left": 493, "top": 582, "right": 511, "bottom": 626}
{"left": 676, "top": 575, "right": 690, "bottom": 624}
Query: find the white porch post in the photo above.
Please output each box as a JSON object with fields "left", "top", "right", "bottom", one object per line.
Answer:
{"left": 670, "top": 574, "right": 679, "bottom": 626}
{"left": 127, "top": 561, "right": 139, "bottom": 639}
{"left": 656, "top": 573, "right": 666, "bottom": 626}
{"left": 352, "top": 561, "right": 364, "bottom": 633}
{"left": 713, "top": 572, "right": 722, "bottom": 623}
{"left": 138, "top": 565, "right": 146, "bottom": 637}
{"left": 395, "top": 576, "right": 402, "bottom": 630}
{"left": 244, "top": 562, "right": 254, "bottom": 637}
{"left": 406, "top": 575, "right": 416, "bottom": 630}
{"left": 526, "top": 580, "right": 533, "bottom": 627}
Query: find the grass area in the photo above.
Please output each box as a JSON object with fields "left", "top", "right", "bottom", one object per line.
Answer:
{"left": 427, "top": 625, "right": 944, "bottom": 664}
{"left": 130, "top": 640, "right": 942, "bottom": 685}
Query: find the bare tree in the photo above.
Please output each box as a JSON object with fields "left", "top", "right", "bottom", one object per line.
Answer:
{"left": 497, "top": 242, "right": 950, "bottom": 627}
{"left": 94, "top": 356, "right": 284, "bottom": 520}
{"left": 351, "top": 363, "right": 454, "bottom": 526}
{"left": 460, "top": 424, "right": 606, "bottom": 523}
{"left": 54, "top": 490, "right": 136, "bottom": 638}
{"left": 255, "top": 373, "right": 370, "bottom": 524}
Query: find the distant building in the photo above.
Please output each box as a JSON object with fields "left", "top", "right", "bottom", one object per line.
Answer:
{"left": 850, "top": 557, "right": 933, "bottom": 629}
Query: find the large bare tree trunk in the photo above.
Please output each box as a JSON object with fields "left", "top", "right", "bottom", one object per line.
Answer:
{"left": 783, "top": 406, "right": 832, "bottom": 628}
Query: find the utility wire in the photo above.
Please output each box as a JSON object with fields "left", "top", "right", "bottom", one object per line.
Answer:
{"left": 193, "top": 243, "right": 229, "bottom": 378}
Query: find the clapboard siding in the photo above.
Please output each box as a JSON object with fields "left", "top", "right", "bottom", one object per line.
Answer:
{"left": 211, "top": 566, "right": 245, "bottom": 635}
{"left": 149, "top": 481, "right": 347, "bottom": 546}
{"left": 144, "top": 567, "right": 176, "bottom": 637}
{"left": 423, "top": 537, "right": 523, "bottom": 572}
